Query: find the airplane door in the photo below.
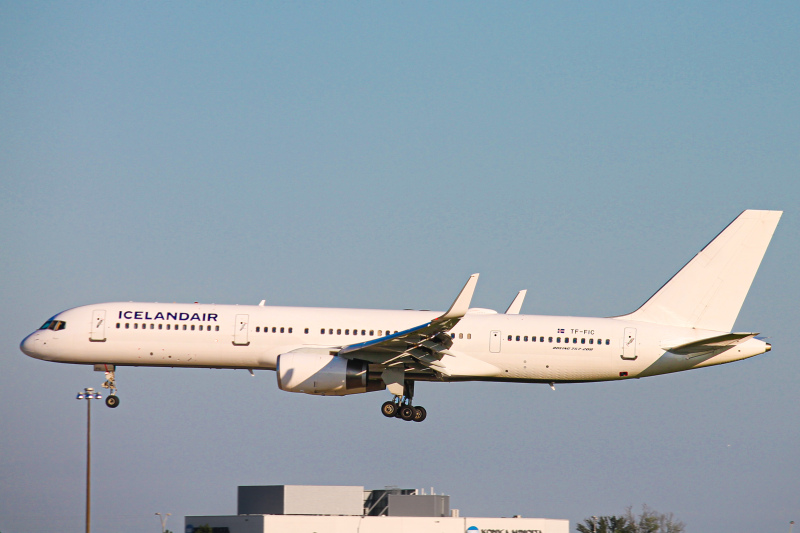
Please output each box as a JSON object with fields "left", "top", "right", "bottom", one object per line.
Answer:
{"left": 233, "top": 314, "right": 249, "bottom": 346}
{"left": 621, "top": 327, "right": 637, "bottom": 360}
{"left": 90, "top": 310, "right": 106, "bottom": 342}
{"left": 490, "top": 330, "right": 501, "bottom": 353}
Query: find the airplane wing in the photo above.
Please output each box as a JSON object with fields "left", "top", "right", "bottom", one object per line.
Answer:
{"left": 505, "top": 290, "right": 527, "bottom": 314}
{"left": 337, "top": 273, "right": 480, "bottom": 377}
{"left": 664, "top": 332, "right": 759, "bottom": 358}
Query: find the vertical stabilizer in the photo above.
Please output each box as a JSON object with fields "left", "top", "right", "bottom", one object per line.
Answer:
{"left": 621, "top": 210, "right": 781, "bottom": 332}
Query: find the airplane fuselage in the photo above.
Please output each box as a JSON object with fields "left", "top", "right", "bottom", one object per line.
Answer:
{"left": 21, "top": 301, "right": 770, "bottom": 384}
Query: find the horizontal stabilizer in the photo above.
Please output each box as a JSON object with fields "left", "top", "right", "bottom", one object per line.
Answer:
{"left": 664, "top": 332, "right": 758, "bottom": 356}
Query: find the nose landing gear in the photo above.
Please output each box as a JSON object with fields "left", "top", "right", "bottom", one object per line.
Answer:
{"left": 99, "top": 365, "right": 120, "bottom": 408}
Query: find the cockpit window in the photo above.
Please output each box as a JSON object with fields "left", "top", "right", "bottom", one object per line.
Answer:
{"left": 39, "top": 320, "right": 66, "bottom": 331}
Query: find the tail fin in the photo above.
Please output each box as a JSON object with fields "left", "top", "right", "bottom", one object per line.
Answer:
{"left": 621, "top": 210, "right": 782, "bottom": 332}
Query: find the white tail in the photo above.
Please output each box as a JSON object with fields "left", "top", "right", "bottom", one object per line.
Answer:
{"left": 621, "top": 210, "right": 782, "bottom": 332}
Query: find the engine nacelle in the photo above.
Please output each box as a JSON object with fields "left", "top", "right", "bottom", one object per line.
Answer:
{"left": 276, "top": 352, "right": 385, "bottom": 396}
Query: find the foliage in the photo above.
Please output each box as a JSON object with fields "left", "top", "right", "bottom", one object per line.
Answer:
{"left": 193, "top": 526, "right": 213, "bottom": 533}
{"left": 577, "top": 505, "right": 685, "bottom": 533}
{"left": 576, "top": 515, "right": 630, "bottom": 533}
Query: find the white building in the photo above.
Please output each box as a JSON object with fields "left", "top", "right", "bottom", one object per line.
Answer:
{"left": 185, "top": 485, "right": 569, "bottom": 533}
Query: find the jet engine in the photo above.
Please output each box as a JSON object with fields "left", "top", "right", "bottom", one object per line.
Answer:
{"left": 276, "top": 352, "right": 385, "bottom": 396}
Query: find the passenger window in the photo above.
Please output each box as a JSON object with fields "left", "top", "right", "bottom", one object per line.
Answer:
{"left": 540, "top": 336, "right": 544, "bottom": 342}
{"left": 215, "top": 325, "right": 219, "bottom": 331}
{"left": 581, "top": 338, "right": 585, "bottom": 344}
{"left": 345, "top": 329, "right": 349, "bottom": 335}
{"left": 125, "top": 323, "right": 130, "bottom": 329}
{"left": 589, "top": 338, "right": 593, "bottom": 344}
{"left": 321, "top": 328, "right": 325, "bottom": 334}
{"left": 508, "top": 335, "right": 512, "bottom": 341}
{"left": 605, "top": 339, "right": 610, "bottom": 345}
{"left": 304, "top": 328, "right": 309, "bottom": 334}
{"left": 134, "top": 323, "right": 138, "bottom": 329}
{"left": 183, "top": 325, "right": 187, "bottom": 330}
{"left": 459, "top": 333, "right": 464, "bottom": 339}
{"left": 337, "top": 329, "right": 341, "bottom": 335}
{"left": 116, "top": 323, "right": 120, "bottom": 329}
{"left": 451, "top": 333, "right": 455, "bottom": 339}
{"left": 573, "top": 338, "right": 577, "bottom": 343}
{"left": 191, "top": 325, "right": 196, "bottom": 331}
{"left": 288, "top": 327, "right": 293, "bottom": 333}
{"left": 159, "top": 324, "right": 163, "bottom": 330}
{"left": 329, "top": 329, "right": 333, "bottom": 334}
{"left": 370, "top": 330, "right": 374, "bottom": 336}
{"left": 524, "top": 336, "right": 528, "bottom": 342}
{"left": 516, "top": 335, "right": 520, "bottom": 341}
{"left": 256, "top": 327, "right": 260, "bottom": 332}
{"left": 467, "top": 333, "right": 471, "bottom": 339}
{"left": 378, "top": 330, "right": 382, "bottom": 336}
{"left": 564, "top": 338, "right": 569, "bottom": 343}
{"left": 557, "top": 337, "right": 561, "bottom": 343}
{"left": 548, "top": 337, "right": 552, "bottom": 342}
{"left": 361, "top": 330, "right": 366, "bottom": 335}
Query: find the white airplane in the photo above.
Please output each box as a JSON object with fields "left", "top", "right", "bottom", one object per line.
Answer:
{"left": 21, "top": 210, "right": 781, "bottom": 422}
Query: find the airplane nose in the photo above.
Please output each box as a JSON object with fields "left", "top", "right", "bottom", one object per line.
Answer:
{"left": 20, "top": 332, "right": 43, "bottom": 359}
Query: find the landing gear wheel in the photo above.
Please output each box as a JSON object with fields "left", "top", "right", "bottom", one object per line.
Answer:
{"left": 381, "top": 401, "right": 397, "bottom": 418}
{"left": 413, "top": 406, "right": 427, "bottom": 422}
{"left": 105, "top": 395, "right": 120, "bottom": 408}
{"left": 400, "top": 405, "right": 416, "bottom": 421}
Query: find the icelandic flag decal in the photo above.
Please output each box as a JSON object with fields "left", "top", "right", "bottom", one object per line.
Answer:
{"left": 557, "top": 328, "right": 565, "bottom": 333}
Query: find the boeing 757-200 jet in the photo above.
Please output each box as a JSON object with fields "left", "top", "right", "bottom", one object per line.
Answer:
{"left": 21, "top": 210, "right": 781, "bottom": 422}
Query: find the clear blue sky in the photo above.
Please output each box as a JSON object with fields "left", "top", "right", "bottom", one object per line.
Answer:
{"left": 1, "top": 2, "right": 798, "bottom": 532}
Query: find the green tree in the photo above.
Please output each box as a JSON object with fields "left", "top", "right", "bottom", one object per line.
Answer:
{"left": 576, "top": 515, "right": 631, "bottom": 533}
{"left": 577, "top": 506, "right": 685, "bottom": 533}
{"left": 193, "top": 526, "right": 213, "bottom": 533}
{"left": 623, "top": 505, "right": 685, "bottom": 533}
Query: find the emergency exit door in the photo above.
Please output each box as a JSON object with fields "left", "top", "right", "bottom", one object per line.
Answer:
{"left": 90, "top": 310, "right": 106, "bottom": 342}
{"left": 621, "top": 327, "right": 637, "bottom": 360}
{"left": 233, "top": 314, "right": 249, "bottom": 346}
{"left": 490, "top": 330, "right": 501, "bottom": 353}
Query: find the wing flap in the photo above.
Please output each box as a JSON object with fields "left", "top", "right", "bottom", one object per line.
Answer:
{"left": 338, "top": 274, "right": 479, "bottom": 376}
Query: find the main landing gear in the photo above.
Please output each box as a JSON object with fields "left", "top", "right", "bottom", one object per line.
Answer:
{"left": 100, "top": 366, "right": 120, "bottom": 408}
{"left": 380, "top": 381, "right": 426, "bottom": 422}
{"left": 381, "top": 400, "right": 427, "bottom": 422}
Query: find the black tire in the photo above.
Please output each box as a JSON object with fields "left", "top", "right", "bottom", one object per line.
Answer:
{"left": 105, "top": 395, "right": 120, "bottom": 408}
{"left": 413, "top": 406, "right": 427, "bottom": 422}
{"left": 381, "top": 401, "right": 397, "bottom": 418}
{"left": 400, "top": 405, "right": 415, "bottom": 421}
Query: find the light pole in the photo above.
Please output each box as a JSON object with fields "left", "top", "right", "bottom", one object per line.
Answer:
{"left": 156, "top": 512, "right": 172, "bottom": 533}
{"left": 591, "top": 515, "right": 597, "bottom": 533}
{"left": 76, "top": 387, "right": 102, "bottom": 533}
{"left": 790, "top": 520, "right": 795, "bottom": 533}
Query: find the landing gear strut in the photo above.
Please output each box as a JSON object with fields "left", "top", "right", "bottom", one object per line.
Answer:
{"left": 100, "top": 366, "right": 120, "bottom": 408}
{"left": 380, "top": 381, "right": 426, "bottom": 422}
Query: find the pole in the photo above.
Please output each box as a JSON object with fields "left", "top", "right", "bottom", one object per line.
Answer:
{"left": 156, "top": 512, "right": 171, "bottom": 532}
{"left": 86, "top": 391, "right": 91, "bottom": 533}
{"left": 76, "top": 388, "right": 100, "bottom": 533}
